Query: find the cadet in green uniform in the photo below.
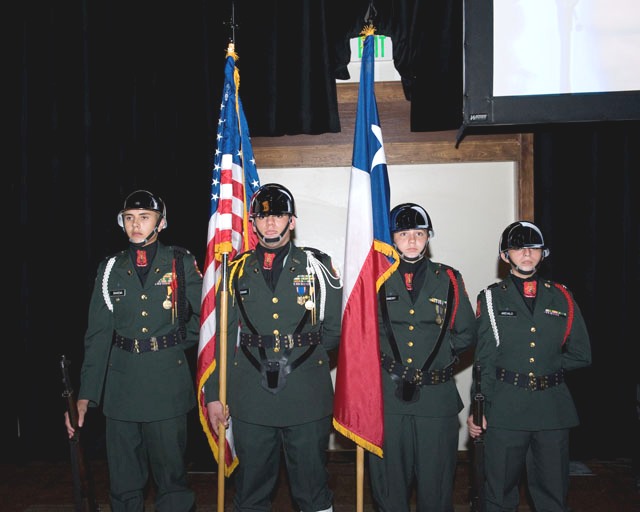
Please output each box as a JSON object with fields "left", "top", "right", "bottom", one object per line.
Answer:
{"left": 368, "top": 203, "right": 476, "bottom": 512}
{"left": 204, "top": 183, "right": 342, "bottom": 512}
{"left": 467, "top": 221, "right": 591, "bottom": 512}
{"left": 64, "top": 190, "right": 202, "bottom": 512}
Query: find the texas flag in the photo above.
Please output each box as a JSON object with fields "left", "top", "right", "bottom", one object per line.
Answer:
{"left": 332, "top": 30, "right": 399, "bottom": 457}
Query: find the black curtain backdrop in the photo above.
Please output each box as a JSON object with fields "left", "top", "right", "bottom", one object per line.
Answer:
{"left": 11, "top": 1, "right": 638, "bottom": 466}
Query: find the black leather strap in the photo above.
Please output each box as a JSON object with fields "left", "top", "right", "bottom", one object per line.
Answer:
{"left": 496, "top": 367, "right": 565, "bottom": 391}
{"left": 379, "top": 279, "right": 456, "bottom": 377}
{"left": 381, "top": 352, "right": 455, "bottom": 386}
{"left": 113, "top": 331, "right": 181, "bottom": 353}
{"left": 240, "top": 331, "right": 322, "bottom": 348}
{"left": 233, "top": 273, "right": 319, "bottom": 386}
{"left": 172, "top": 247, "right": 188, "bottom": 340}
{"left": 379, "top": 282, "right": 403, "bottom": 362}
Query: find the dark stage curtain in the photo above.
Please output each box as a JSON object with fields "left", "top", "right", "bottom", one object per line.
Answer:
{"left": 11, "top": 0, "right": 639, "bottom": 465}
{"left": 534, "top": 122, "right": 640, "bottom": 460}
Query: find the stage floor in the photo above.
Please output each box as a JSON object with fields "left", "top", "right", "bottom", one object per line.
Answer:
{"left": 2, "top": 452, "right": 638, "bottom": 512}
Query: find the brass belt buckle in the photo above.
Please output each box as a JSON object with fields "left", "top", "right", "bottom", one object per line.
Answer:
{"left": 285, "top": 334, "right": 294, "bottom": 349}
{"left": 539, "top": 376, "right": 548, "bottom": 390}
{"left": 134, "top": 339, "right": 140, "bottom": 353}
{"left": 274, "top": 334, "right": 280, "bottom": 353}
{"left": 528, "top": 374, "right": 537, "bottom": 390}
{"left": 150, "top": 337, "right": 159, "bottom": 352}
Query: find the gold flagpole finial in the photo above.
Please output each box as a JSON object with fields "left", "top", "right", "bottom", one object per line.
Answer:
{"left": 226, "top": 42, "right": 238, "bottom": 60}
{"left": 360, "top": 24, "right": 376, "bottom": 37}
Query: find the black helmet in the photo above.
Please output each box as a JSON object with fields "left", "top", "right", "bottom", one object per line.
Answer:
{"left": 390, "top": 203, "right": 434, "bottom": 238}
{"left": 117, "top": 190, "right": 167, "bottom": 228}
{"left": 499, "top": 221, "right": 549, "bottom": 257}
{"left": 250, "top": 183, "right": 296, "bottom": 218}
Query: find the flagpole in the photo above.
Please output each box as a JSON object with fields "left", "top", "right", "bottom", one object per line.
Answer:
{"left": 217, "top": 253, "right": 229, "bottom": 511}
{"left": 357, "top": 445, "right": 364, "bottom": 512}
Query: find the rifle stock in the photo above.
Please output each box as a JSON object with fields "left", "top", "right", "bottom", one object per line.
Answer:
{"left": 60, "top": 355, "right": 100, "bottom": 512}
{"left": 470, "top": 362, "right": 486, "bottom": 512}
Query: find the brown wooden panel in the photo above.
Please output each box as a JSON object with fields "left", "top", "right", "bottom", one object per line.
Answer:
{"left": 252, "top": 81, "right": 534, "bottom": 220}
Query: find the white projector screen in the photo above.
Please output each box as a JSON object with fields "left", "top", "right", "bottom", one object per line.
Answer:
{"left": 463, "top": 0, "right": 640, "bottom": 127}
{"left": 493, "top": 0, "right": 640, "bottom": 97}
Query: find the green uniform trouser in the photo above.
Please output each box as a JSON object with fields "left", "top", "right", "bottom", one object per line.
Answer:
{"left": 484, "top": 427, "right": 570, "bottom": 512}
{"left": 368, "top": 414, "right": 459, "bottom": 512}
{"left": 232, "top": 416, "right": 333, "bottom": 512}
{"left": 106, "top": 415, "right": 195, "bottom": 512}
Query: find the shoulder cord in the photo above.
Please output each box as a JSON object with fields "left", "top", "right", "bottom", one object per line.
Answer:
{"left": 485, "top": 288, "right": 501, "bottom": 347}
{"left": 102, "top": 256, "right": 117, "bottom": 312}
{"left": 304, "top": 250, "right": 342, "bottom": 324}
{"left": 444, "top": 269, "right": 460, "bottom": 330}
{"left": 227, "top": 253, "right": 251, "bottom": 305}
{"left": 553, "top": 283, "right": 575, "bottom": 346}
{"left": 173, "top": 248, "right": 187, "bottom": 340}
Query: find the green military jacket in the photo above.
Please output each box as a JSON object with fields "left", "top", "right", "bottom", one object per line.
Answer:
{"left": 79, "top": 242, "right": 202, "bottom": 422}
{"left": 378, "top": 259, "right": 476, "bottom": 416}
{"left": 204, "top": 243, "right": 342, "bottom": 427}
{"left": 474, "top": 276, "right": 591, "bottom": 430}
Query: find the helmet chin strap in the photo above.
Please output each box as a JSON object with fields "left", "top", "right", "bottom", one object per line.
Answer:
{"left": 255, "top": 221, "right": 291, "bottom": 245}
{"left": 397, "top": 245, "right": 427, "bottom": 263}
{"left": 504, "top": 252, "right": 540, "bottom": 277}
{"left": 511, "top": 264, "right": 537, "bottom": 277}
{"left": 128, "top": 220, "right": 161, "bottom": 247}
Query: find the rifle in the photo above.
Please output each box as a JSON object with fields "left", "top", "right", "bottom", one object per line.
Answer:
{"left": 470, "top": 362, "right": 486, "bottom": 512}
{"left": 60, "top": 355, "right": 100, "bottom": 512}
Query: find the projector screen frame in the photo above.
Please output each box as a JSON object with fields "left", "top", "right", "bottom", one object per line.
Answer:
{"left": 462, "top": 0, "right": 640, "bottom": 128}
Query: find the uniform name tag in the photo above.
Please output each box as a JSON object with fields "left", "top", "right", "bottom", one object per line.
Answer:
{"left": 498, "top": 310, "right": 516, "bottom": 317}
{"left": 109, "top": 289, "right": 126, "bottom": 297}
{"left": 239, "top": 288, "right": 250, "bottom": 296}
{"left": 385, "top": 294, "right": 399, "bottom": 302}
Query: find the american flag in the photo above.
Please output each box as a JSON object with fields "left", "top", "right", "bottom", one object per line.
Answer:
{"left": 197, "top": 44, "right": 260, "bottom": 476}
{"left": 332, "top": 30, "right": 398, "bottom": 457}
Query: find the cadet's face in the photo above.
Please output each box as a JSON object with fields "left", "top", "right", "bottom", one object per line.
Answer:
{"left": 253, "top": 214, "right": 295, "bottom": 249}
{"left": 501, "top": 247, "right": 543, "bottom": 277}
{"left": 393, "top": 229, "right": 429, "bottom": 258}
{"left": 122, "top": 209, "right": 162, "bottom": 245}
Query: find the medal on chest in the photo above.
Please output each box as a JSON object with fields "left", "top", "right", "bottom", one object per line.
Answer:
{"left": 293, "top": 274, "right": 317, "bottom": 324}
{"left": 429, "top": 297, "right": 447, "bottom": 325}
{"left": 163, "top": 287, "right": 173, "bottom": 310}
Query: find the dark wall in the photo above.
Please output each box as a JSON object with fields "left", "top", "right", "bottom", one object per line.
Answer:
{"left": 534, "top": 123, "right": 640, "bottom": 460}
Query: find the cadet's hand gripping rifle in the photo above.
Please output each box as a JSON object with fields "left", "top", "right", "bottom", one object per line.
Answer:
{"left": 60, "top": 355, "right": 100, "bottom": 512}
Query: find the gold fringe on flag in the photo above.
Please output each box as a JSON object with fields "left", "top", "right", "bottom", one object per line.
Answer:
{"left": 333, "top": 420, "right": 384, "bottom": 458}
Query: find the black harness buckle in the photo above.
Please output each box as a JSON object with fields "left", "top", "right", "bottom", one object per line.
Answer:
{"left": 260, "top": 358, "right": 290, "bottom": 394}
{"left": 391, "top": 374, "right": 421, "bottom": 403}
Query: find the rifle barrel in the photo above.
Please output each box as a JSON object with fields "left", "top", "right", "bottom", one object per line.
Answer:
{"left": 60, "top": 355, "right": 100, "bottom": 512}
